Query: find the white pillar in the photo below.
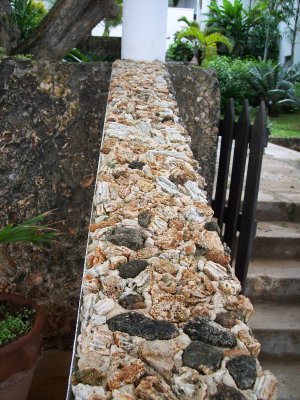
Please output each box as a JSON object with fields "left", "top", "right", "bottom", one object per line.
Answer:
{"left": 121, "top": 0, "right": 168, "bottom": 62}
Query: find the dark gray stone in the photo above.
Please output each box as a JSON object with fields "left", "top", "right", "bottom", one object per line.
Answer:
{"left": 107, "top": 227, "right": 144, "bottom": 250}
{"left": 138, "top": 212, "right": 151, "bottom": 228}
{"left": 128, "top": 161, "right": 145, "bottom": 170}
{"left": 210, "top": 386, "right": 246, "bottom": 400}
{"left": 226, "top": 356, "right": 257, "bottom": 390}
{"left": 183, "top": 317, "right": 237, "bottom": 348}
{"left": 182, "top": 341, "right": 223, "bottom": 373}
{"left": 119, "top": 294, "right": 146, "bottom": 310}
{"left": 107, "top": 312, "right": 179, "bottom": 340}
{"left": 118, "top": 259, "right": 149, "bottom": 279}
{"left": 204, "top": 220, "right": 221, "bottom": 235}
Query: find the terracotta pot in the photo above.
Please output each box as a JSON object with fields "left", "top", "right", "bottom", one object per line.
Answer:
{"left": 0, "top": 293, "right": 45, "bottom": 400}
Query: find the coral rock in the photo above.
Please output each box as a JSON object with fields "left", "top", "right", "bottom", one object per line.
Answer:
{"left": 135, "top": 376, "right": 178, "bottom": 400}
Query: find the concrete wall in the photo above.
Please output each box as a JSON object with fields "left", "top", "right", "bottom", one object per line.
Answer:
{"left": 0, "top": 59, "right": 111, "bottom": 349}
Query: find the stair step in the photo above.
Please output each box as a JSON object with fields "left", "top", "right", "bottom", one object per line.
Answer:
{"left": 251, "top": 221, "right": 300, "bottom": 259}
{"left": 250, "top": 303, "right": 300, "bottom": 358}
{"left": 259, "top": 357, "right": 300, "bottom": 400}
{"left": 256, "top": 201, "right": 300, "bottom": 222}
{"left": 245, "top": 259, "right": 300, "bottom": 302}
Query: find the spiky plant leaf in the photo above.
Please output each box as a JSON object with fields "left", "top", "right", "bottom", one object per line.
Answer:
{"left": 0, "top": 212, "right": 57, "bottom": 246}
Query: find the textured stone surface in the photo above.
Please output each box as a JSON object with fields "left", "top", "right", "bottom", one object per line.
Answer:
{"left": 167, "top": 63, "right": 220, "bottom": 200}
{"left": 182, "top": 341, "right": 223, "bottom": 373}
{"left": 210, "top": 386, "right": 246, "bottom": 400}
{"left": 118, "top": 259, "right": 149, "bottom": 279}
{"left": 0, "top": 59, "right": 111, "bottom": 348}
{"left": 227, "top": 355, "right": 257, "bottom": 390}
{"left": 183, "top": 317, "right": 237, "bottom": 348}
{"left": 70, "top": 60, "right": 277, "bottom": 400}
{"left": 135, "top": 376, "right": 178, "bottom": 400}
{"left": 118, "top": 294, "right": 146, "bottom": 310}
{"left": 107, "top": 312, "right": 179, "bottom": 340}
{"left": 107, "top": 227, "right": 144, "bottom": 250}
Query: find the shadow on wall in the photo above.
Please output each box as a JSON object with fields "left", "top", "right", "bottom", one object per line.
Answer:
{"left": 0, "top": 59, "right": 112, "bottom": 349}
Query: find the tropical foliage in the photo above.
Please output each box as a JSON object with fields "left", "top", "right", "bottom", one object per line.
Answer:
{"left": 9, "top": 0, "right": 47, "bottom": 41}
{"left": 206, "top": 0, "right": 262, "bottom": 56}
{"left": 177, "top": 25, "right": 233, "bottom": 64}
{"left": 248, "top": 62, "right": 300, "bottom": 113}
{"left": 204, "top": 57, "right": 300, "bottom": 114}
{"left": 256, "top": 0, "right": 295, "bottom": 60}
{"left": 166, "top": 40, "right": 194, "bottom": 62}
{"left": 204, "top": 56, "right": 255, "bottom": 111}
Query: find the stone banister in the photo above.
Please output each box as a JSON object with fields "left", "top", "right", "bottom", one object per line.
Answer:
{"left": 68, "top": 60, "right": 278, "bottom": 400}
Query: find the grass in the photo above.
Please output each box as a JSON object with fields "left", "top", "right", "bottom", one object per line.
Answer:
{"left": 269, "top": 113, "right": 300, "bottom": 138}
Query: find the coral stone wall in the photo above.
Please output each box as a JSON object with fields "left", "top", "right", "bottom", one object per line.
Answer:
{"left": 167, "top": 63, "right": 220, "bottom": 201}
{"left": 0, "top": 59, "right": 111, "bottom": 348}
{"left": 69, "top": 61, "right": 277, "bottom": 400}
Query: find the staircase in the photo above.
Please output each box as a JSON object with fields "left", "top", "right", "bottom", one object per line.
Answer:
{"left": 244, "top": 144, "right": 300, "bottom": 400}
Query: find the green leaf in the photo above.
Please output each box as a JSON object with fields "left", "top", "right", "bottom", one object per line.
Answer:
{"left": 0, "top": 212, "right": 58, "bottom": 246}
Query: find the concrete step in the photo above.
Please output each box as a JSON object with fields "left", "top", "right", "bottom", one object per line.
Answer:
{"left": 259, "top": 357, "right": 300, "bottom": 400}
{"left": 250, "top": 303, "right": 300, "bottom": 359}
{"left": 251, "top": 221, "right": 300, "bottom": 259}
{"left": 245, "top": 258, "right": 300, "bottom": 302}
{"left": 256, "top": 201, "right": 300, "bottom": 222}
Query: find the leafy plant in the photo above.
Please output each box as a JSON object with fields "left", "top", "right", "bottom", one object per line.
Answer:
{"left": 64, "top": 48, "right": 90, "bottom": 63}
{"left": 246, "top": 17, "right": 280, "bottom": 60}
{"left": 0, "top": 212, "right": 57, "bottom": 246}
{"left": 206, "top": 0, "right": 262, "bottom": 56}
{"left": 177, "top": 25, "right": 233, "bottom": 64}
{"left": 0, "top": 301, "right": 35, "bottom": 346}
{"left": 10, "top": 0, "right": 47, "bottom": 41}
{"left": 256, "top": 0, "right": 295, "bottom": 60}
{"left": 166, "top": 40, "right": 194, "bottom": 62}
{"left": 248, "top": 61, "right": 300, "bottom": 114}
{"left": 203, "top": 56, "right": 255, "bottom": 111}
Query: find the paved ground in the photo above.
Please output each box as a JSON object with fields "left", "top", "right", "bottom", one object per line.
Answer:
{"left": 258, "top": 143, "right": 300, "bottom": 204}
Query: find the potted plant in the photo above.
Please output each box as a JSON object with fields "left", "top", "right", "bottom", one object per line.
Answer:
{"left": 0, "top": 213, "right": 57, "bottom": 400}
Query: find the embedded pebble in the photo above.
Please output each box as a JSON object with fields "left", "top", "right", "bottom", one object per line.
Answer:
{"left": 182, "top": 341, "right": 223, "bottom": 374}
{"left": 227, "top": 355, "right": 257, "bottom": 390}
{"left": 183, "top": 316, "right": 237, "bottom": 348}
{"left": 118, "top": 259, "right": 149, "bottom": 279}
{"left": 107, "top": 312, "right": 179, "bottom": 340}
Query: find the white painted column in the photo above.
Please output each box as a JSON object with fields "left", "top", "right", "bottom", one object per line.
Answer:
{"left": 121, "top": 0, "right": 168, "bottom": 62}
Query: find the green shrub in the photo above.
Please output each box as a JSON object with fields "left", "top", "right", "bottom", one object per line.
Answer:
{"left": 248, "top": 61, "right": 300, "bottom": 114}
{"left": 10, "top": 0, "right": 47, "bottom": 41}
{"left": 166, "top": 40, "right": 194, "bottom": 62}
{"left": 0, "top": 302, "right": 36, "bottom": 346}
{"left": 203, "top": 56, "right": 255, "bottom": 111}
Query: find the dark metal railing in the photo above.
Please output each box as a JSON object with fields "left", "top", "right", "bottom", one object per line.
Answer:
{"left": 212, "top": 99, "right": 268, "bottom": 289}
